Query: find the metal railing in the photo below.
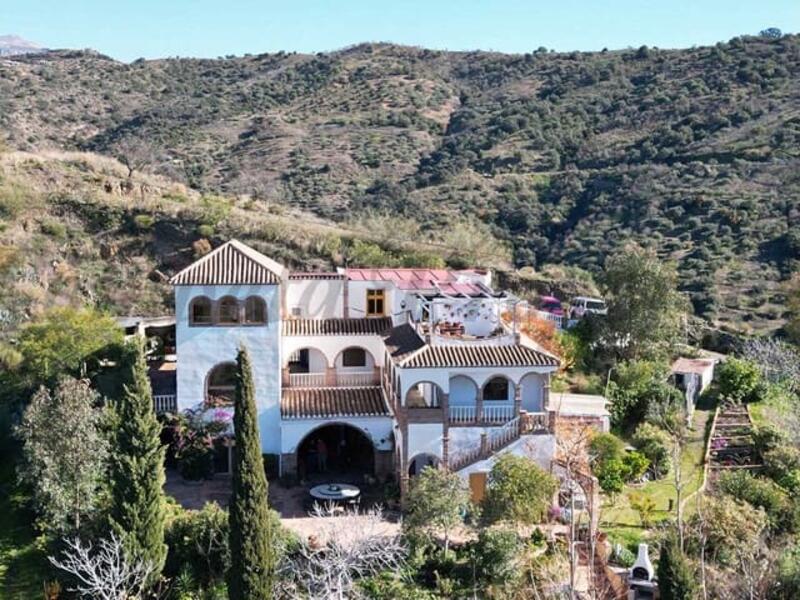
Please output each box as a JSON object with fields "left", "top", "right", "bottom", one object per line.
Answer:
{"left": 153, "top": 394, "right": 177, "bottom": 414}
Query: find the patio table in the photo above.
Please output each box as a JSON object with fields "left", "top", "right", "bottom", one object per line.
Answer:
{"left": 309, "top": 483, "right": 361, "bottom": 503}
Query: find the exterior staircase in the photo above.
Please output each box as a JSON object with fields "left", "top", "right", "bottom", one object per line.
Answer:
{"left": 447, "top": 411, "right": 552, "bottom": 472}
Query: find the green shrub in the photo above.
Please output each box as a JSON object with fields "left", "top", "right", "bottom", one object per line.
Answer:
{"left": 40, "top": 219, "right": 68, "bottom": 240}
{"left": 165, "top": 503, "right": 230, "bottom": 586}
{"left": 588, "top": 432, "right": 625, "bottom": 464}
{"left": 595, "top": 458, "right": 626, "bottom": 497}
{"left": 622, "top": 451, "right": 650, "bottom": 482}
{"left": 716, "top": 357, "right": 764, "bottom": 403}
{"left": 718, "top": 470, "right": 792, "bottom": 530}
{"left": 472, "top": 527, "right": 522, "bottom": 591}
{"left": 197, "top": 223, "right": 215, "bottom": 238}
{"left": 484, "top": 454, "right": 558, "bottom": 526}
{"left": 631, "top": 422, "right": 671, "bottom": 478}
{"left": 764, "top": 446, "right": 800, "bottom": 490}
{"left": 133, "top": 213, "right": 155, "bottom": 230}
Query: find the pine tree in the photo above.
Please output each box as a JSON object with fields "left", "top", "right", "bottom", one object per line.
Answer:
{"left": 108, "top": 336, "right": 166, "bottom": 582}
{"left": 227, "top": 345, "right": 276, "bottom": 599}
{"left": 657, "top": 531, "right": 697, "bottom": 600}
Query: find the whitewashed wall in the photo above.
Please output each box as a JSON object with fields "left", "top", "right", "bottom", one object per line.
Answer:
{"left": 285, "top": 279, "right": 344, "bottom": 318}
{"left": 407, "top": 423, "right": 445, "bottom": 460}
{"left": 175, "top": 284, "right": 282, "bottom": 453}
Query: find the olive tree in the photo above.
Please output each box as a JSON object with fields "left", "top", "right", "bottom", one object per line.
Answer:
{"left": 17, "top": 377, "right": 108, "bottom": 536}
{"left": 601, "top": 244, "right": 688, "bottom": 361}
{"left": 404, "top": 466, "right": 471, "bottom": 553}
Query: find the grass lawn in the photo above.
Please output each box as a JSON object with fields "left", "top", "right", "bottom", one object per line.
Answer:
{"left": 600, "top": 408, "right": 712, "bottom": 538}
{"left": 0, "top": 412, "right": 51, "bottom": 599}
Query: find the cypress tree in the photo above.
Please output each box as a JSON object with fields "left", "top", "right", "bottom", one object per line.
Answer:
{"left": 657, "top": 531, "right": 697, "bottom": 600}
{"left": 228, "top": 345, "right": 276, "bottom": 599}
{"left": 108, "top": 335, "right": 167, "bottom": 581}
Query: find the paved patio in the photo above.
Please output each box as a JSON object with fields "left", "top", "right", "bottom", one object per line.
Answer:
{"left": 164, "top": 470, "right": 401, "bottom": 540}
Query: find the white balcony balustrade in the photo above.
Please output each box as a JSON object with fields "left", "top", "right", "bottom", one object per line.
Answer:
{"left": 287, "top": 370, "right": 378, "bottom": 388}
{"left": 335, "top": 370, "right": 377, "bottom": 387}
{"left": 449, "top": 405, "right": 477, "bottom": 424}
{"left": 482, "top": 404, "right": 514, "bottom": 423}
{"left": 288, "top": 372, "right": 327, "bottom": 388}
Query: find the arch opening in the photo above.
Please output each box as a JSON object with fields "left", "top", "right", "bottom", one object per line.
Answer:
{"left": 405, "top": 381, "right": 445, "bottom": 408}
{"left": 297, "top": 423, "right": 375, "bottom": 479}
{"left": 206, "top": 362, "right": 237, "bottom": 406}
{"left": 483, "top": 376, "right": 514, "bottom": 402}
{"left": 408, "top": 453, "right": 440, "bottom": 477}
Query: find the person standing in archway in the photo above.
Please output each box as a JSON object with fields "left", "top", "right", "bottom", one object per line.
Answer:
{"left": 316, "top": 438, "right": 328, "bottom": 472}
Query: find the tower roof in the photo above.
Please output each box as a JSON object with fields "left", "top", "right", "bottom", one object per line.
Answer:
{"left": 170, "top": 239, "right": 287, "bottom": 286}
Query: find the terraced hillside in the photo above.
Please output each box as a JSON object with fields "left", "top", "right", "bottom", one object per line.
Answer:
{"left": 1, "top": 35, "right": 799, "bottom": 334}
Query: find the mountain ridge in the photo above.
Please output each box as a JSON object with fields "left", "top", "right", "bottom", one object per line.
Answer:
{"left": 1, "top": 35, "right": 799, "bottom": 336}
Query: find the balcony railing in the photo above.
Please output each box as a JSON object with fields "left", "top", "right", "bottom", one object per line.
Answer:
{"left": 482, "top": 404, "right": 515, "bottom": 423}
{"left": 153, "top": 394, "right": 177, "bottom": 414}
{"left": 448, "top": 404, "right": 514, "bottom": 425}
{"left": 336, "top": 371, "right": 378, "bottom": 387}
{"left": 449, "top": 405, "right": 477, "bottom": 424}
{"left": 287, "top": 370, "right": 379, "bottom": 388}
{"left": 288, "top": 372, "right": 327, "bottom": 388}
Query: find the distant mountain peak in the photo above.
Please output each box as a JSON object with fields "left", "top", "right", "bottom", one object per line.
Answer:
{"left": 0, "top": 34, "right": 46, "bottom": 57}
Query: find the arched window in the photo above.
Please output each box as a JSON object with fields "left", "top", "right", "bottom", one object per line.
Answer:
{"left": 190, "top": 296, "right": 212, "bottom": 325}
{"left": 244, "top": 296, "right": 267, "bottom": 324}
{"left": 341, "top": 347, "right": 367, "bottom": 368}
{"left": 483, "top": 377, "right": 510, "bottom": 401}
{"left": 207, "top": 363, "right": 237, "bottom": 405}
{"left": 218, "top": 296, "right": 240, "bottom": 324}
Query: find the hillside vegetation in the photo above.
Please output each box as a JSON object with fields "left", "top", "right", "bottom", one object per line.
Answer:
{"left": 1, "top": 35, "right": 800, "bottom": 334}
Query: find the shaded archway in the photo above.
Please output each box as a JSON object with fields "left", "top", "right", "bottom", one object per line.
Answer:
{"left": 405, "top": 381, "right": 445, "bottom": 408}
{"left": 408, "top": 453, "right": 440, "bottom": 477}
{"left": 334, "top": 346, "right": 376, "bottom": 370}
{"left": 297, "top": 423, "right": 375, "bottom": 479}
{"left": 206, "top": 362, "right": 236, "bottom": 406}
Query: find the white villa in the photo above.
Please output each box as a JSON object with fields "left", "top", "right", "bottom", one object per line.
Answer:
{"left": 154, "top": 239, "right": 608, "bottom": 495}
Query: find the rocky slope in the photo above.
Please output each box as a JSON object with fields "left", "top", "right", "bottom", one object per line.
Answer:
{"left": 1, "top": 35, "right": 799, "bottom": 334}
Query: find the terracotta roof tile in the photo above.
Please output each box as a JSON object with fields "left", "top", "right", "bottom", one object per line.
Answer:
{"left": 398, "top": 343, "right": 559, "bottom": 369}
{"left": 283, "top": 317, "right": 392, "bottom": 336}
{"left": 170, "top": 240, "right": 286, "bottom": 286}
{"left": 281, "top": 387, "right": 389, "bottom": 419}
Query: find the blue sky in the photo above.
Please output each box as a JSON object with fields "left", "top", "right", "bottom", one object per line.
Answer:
{"left": 4, "top": 0, "right": 799, "bottom": 62}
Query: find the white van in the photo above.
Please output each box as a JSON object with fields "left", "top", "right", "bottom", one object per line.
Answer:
{"left": 569, "top": 296, "right": 608, "bottom": 319}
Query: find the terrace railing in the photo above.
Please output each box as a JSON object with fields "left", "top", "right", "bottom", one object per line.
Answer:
{"left": 288, "top": 372, "right": 327, "bottom": 388}
{"left": 153, "top": 394, "right": 177, "bottom": 414}
{"left": 335, "top": 371, "right": 378, "bottom": 387}
{"left": 449, "top": 405, "right": 477, "bottom": 424}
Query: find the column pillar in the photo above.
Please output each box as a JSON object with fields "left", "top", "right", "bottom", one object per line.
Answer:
{"left": 513, "top": 381, "right": 522, "bottom": 417}
{"left": 325, "top": 367, "right": 337, "bottom": 387}
{"left": 476, "top": 387, "right": 484, "bottom": 424}
{"left": 281, "top": 367, "right": 290, "bottom": 387}
{"left": 543, "top": 373, "right": 551, "bottom": 411}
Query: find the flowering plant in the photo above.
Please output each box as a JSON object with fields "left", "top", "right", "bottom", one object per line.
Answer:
{"left": 168, "top": 409, "right": 229, "bottom": 481}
